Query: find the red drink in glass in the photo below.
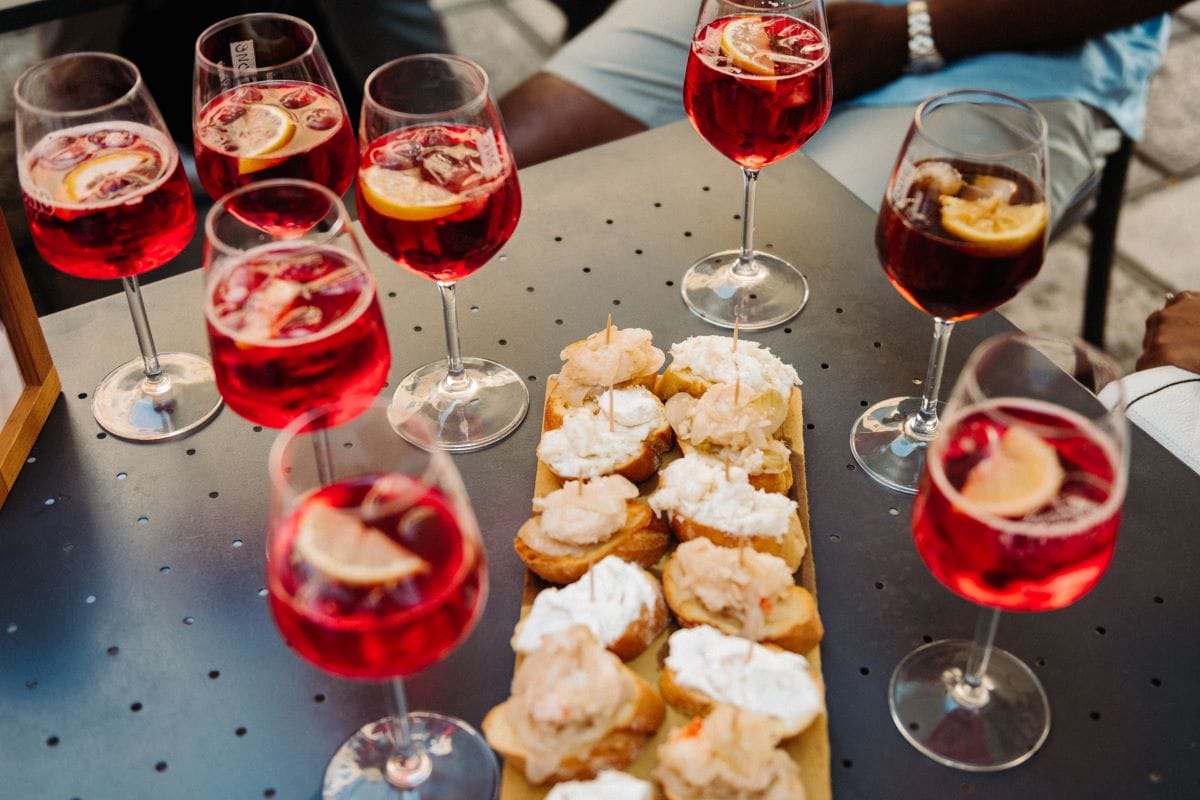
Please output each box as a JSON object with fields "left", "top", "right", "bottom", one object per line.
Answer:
{"left": 268, "top": 473, "right": 487, "bottom": 679}
{"left": 683, "top": 15, "right": 831, "bottom": 169}
{"left": 205, "top": 243, "right": 389, "bottom": 428}
{"left": 194, "top": 81, "right": 356, "bottom": 203}
{"left": 912, "top": 400, "right": 1124, "bottom": 612}
{"left": 20, "top": 122, "right": 195, "bottom": 279}
{"left": 877, "top": 159, "right": 1047, "bottom": 321}
{"left": 356, "top": 124, "right": 521, "bottom": 282}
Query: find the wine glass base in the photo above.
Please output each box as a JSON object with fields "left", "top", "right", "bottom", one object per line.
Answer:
{"left": 389, "top": 357, "right": 529, "bottom": 453}
{"left": 680, "top": 249, "right": 809, "bottom": 330}
{"left": 91, "top": 352, "right": 223, "bottom": 442}
{"left": 323, "top": 711, "right": 499, "bottom": 799}
{"left": 849, "top": 396, "right": 945, "bottom": 494}
{"left": 889, "top": 639, "right": 1050, "bottom": 772}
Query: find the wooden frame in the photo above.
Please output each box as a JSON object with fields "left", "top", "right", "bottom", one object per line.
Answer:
{"left": 0, "top": 209, "right": 59, "bottom": 507}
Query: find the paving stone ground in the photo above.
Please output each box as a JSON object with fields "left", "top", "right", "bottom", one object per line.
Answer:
{"left": 440, "top": 0, "right": 1199, "bottom": 373}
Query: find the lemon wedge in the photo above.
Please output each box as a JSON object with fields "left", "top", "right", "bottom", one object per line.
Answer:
{"left": 960, "top": 426, "right": 1065, "bottom": 519}
{"left": 720, "top": 16, "right": 775, "bottom": 77}
{"left": 234, "top": 103, "right": 297, "bottom": 175}
{"left": 294, "top": 503, "right": 430, "bottom": 586}
{"left": 64, "top": 152, "right": 154, "bottom": 202}
{"left": 359, "top": 164, "right": 463, "bottom": 222}
{"left": 939, "top": 194, "right": 1048, "bottom": 257}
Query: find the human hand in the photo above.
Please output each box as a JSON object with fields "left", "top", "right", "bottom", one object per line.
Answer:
{"left": 1136, "top": 290, "right": 1200, "bottom": 372}
{"left": 826, "top": 2, "right": 908, "bottom": 102}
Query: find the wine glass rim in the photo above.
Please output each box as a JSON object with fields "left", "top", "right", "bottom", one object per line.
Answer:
{"left": 203, "top": 178, "right": 349, "bottom": 256}
{"left": 13, "top": 51, "right": 143, "bottom": 118}
{"left": 362, "top": 54, "right": 490, "bottom": 121}
{"left": 913, "top": 89, "right": 1048, "bottom": 160}
{"left": 194, "top": 11, "right": 319, "bottom": 74}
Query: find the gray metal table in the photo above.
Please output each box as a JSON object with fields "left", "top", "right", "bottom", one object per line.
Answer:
{"left": 3, "top": 120, "right": 1198, "bottom": 800}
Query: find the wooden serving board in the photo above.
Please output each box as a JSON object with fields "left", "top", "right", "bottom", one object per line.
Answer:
{"left": 499, "top": 381, "right": 831, "bottom": 800}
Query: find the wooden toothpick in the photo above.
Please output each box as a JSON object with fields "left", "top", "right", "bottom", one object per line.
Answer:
{"left": 732, "top": 316, "right": 740, "bottom": 353}
{"left": 605, "top": 313, "right": 613, "bottom": 345}
{"left": 589, "top": 567, "right": 597, "bottom": 602}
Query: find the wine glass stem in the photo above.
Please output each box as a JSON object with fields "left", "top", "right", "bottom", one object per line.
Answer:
{"left": 437, "top": 280, "right": 472, "bottom": 394}
{"left": 384, "top": 678, "right": 432, "bottom": 789}
{"left": 121, "top": 275, "right": 167, "bottom": 389}
{"left": 954, "top": 607, "right": 1002, "bottom": 709}
{"left": 733, "top": 167, "right": 760, "bottom": 278}
{"left": 908, "top": 317, "right": 955, "bottom": 439}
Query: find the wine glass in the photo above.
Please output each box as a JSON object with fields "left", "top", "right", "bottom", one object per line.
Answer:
{"left": 357, "top": 54, "right": 528, "bottom": 452}
{"left": 14, "top": 51, "right": 222, "bottom": 441}
{"left": 890, "top": 332, "right": 1128, "bottom": 771}
{"left": 680, "top": 0, "right": 832, "bottom": 330}
{"left": 267, "top": 398, "right": 496, "bottom": 799}
{"left": 851, "top": 90, "right": 1049, "bottom": 493}
{"left": 203, "top": 179, "right": 390, "bottom": 430}
{"left": 193, "top": 11, "right": 358, "bottom": 222}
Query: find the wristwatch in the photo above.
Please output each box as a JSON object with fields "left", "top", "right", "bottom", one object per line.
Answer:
{"left": 905, "top": 0, "right": 946, "bottom": 75}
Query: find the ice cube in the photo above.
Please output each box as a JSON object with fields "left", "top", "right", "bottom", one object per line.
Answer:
{"left": 213, "top": 103, "right": 248, "bottom": 126}
{"left": 910, "top": 160, "right": 963, "bottom": 197}
{"left": 42, "top": 138, "right": 94, "bottom": 170}
{"left": 280, "top": 87, "right": 319, "bottom": 109}
{"left": 271, "top": 304, "right": 323, "bottom": 335}
{"left": 960, "top": 175, "right": 1018, "bottom": 203}
{"left": 230, "top": 87, "right": 263, "bottom": 104}
{"left": 421, "top": 144, "right": 482, "bottom": 192}
{"left": 88, "top": 128, "right": 137, "bottom": 149}
{"left": 372, "top": 139, "right": 421, "bottom": 170}
{"left": 303, "top": 107, "right": 339, "bottom": 131}
{"left": 237, "top": 277, "right": 304, "bottom": 338}
{"left": 94, "top": 175, "right": 140, "bottom": 200}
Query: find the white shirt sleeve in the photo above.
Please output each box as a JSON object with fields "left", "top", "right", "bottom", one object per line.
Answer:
{"left": 1099, "top": 365, "right": 1200, "bottom": 475}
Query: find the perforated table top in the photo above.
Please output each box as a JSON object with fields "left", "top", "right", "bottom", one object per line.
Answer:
{"left": 3, "top": 120, "right": 1199, "bottom": 800}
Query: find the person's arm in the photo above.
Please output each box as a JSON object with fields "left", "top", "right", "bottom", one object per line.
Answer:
{"left": 829, "top": 0, "right": 1183, "bottom": 100}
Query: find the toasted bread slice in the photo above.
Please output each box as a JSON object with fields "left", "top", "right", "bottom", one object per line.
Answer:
{"left": 669, "top": 510, "right": 807, "bottom": 572}
{"left": 677, "top": 438, "right": 793, "bottom": 495}
{"left": 544, "top": 373, "right": 658, "bottom": 430}
{"left": 538, "top": 388, "right": 674, "bottom": 485}
{"left": 516, "top": 500, "right": 670, "bottom": 585}
{"left": 483, "top": 660, "right": 666, "bottom": 784}
{"left": 663, "top": 563, "right": 823, "bottom": 655}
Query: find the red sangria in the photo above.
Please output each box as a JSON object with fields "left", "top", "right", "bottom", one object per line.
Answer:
{"left": 268, "top": 472, "right": 487, "bottom": 679}
{"left": 684, "top": 14, "right": 831, "bottom": 169}
{"left": 912, "top": 400, "right": 1123, "bottom": 612}
{"left": 20, "top": 121, "right": 195, "bottom": 279}
{"left": 194, "top": 81, "right": 356, "bottom": 202}
{"left": 205, "top": 242, "right": 389, "bottom": 428}
{"left": 356, "top": 124, "right": 521, "bottom": 282}
{"left": 878, "top": 159, "right": 1047, "bottom": 321}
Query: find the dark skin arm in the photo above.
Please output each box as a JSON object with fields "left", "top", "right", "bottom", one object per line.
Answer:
{"left": 1137, "top": 291, "right": 1200, "bottom": 372}
{"left": 501, "top": 0, "right": 1184, "bottom": 167}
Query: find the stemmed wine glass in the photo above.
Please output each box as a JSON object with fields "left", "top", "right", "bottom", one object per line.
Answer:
{"left": 851, "top": 90, "right": 1049, "bottom": 493}
{"left": 356, "top": 54, "right": 528, "bottom": 452}
{"left": 680, "top": 0, "right": 832, "bottom": 329}
{"left": 193, "top": 11, "right": 358, "bottom": 222}
{"left": 14, "top": 51, "right": 222, "bottom": 441}
{"left": 890, "top": 332, "right": 1128, "bottom": 771}
{"left": 203, "top": 179, "right": 390, "bottom": 430}
{"left": 267, "top": 398, "right": 496, "bottom": 799}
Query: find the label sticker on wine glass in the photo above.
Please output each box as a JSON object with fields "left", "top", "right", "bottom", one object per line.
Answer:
{"left": 231, "top": 40, "right": 257, "bottom": 73}
{"left": 476, "top": 128, "right": 501, "bottom": 179}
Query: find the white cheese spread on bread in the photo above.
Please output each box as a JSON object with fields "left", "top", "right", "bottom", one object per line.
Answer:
{"left": 668, "top": 336, "right": 800, "bottom": 397}
{"left": 513, "top": 556, "right": 661, "bottom": 653}
{"left": 664, "top": 625, "right": 823, "bottom": 735}
{"left": 522, "top": 476, "right": 640, "bottom": 557}
{"left": 546, "top": 770, "right": 655, "bottom": 800}
{"left": 649, "top": 455, "right": 797, "bottom": 539}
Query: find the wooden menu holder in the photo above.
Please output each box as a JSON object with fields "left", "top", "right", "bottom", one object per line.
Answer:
{"left": 0, "top": 209, "right": 60, "bottom": 507}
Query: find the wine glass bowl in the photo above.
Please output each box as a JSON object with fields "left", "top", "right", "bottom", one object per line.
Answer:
{"left": 203, "top": 180, "right": 390, "bottom": 430}
{"left": 890, "top": 332, "right": 1128, "bottom": 771}
{"left": 357, "top": 54, "right": 528, "bottom": 452}
{"left": 680, "top": 0, "right": 832, "bottom": 329}
{"left": 193, "top": 12, "right": 358, "bottom": 208}
{"left": 852, "top": 90, "right": 1049, "bottom": 493}
{"left": 267, "top": 399, "right": 496, "bottom": 798}
{"left": 14, "top": 51, "right": 222, "bottom": 441}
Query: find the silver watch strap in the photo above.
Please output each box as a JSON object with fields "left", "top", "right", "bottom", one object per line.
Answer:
{"left": 906, "top": 0, "right": 946, "bottom": 74}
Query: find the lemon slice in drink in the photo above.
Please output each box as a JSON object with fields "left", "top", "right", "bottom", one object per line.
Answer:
{"left": 960, "top": 426, "right": 1065, "bottom": 518}
{"left": 294, "top": 503, "right": 431, "bottom": 586}
{"left": 720, "top": 16, "right": 775, "bottom": 76}
{"left": 939, "top": 194, "right": 1048, "bottom": 257}
{"left": 359, "top": 164, "right": 463, "bottom": 222}
{"left": 234, "top": 103, "right": 297, "bottom": 175}
{"left": 64, "top": 152, "right": 154, "bottom": 202}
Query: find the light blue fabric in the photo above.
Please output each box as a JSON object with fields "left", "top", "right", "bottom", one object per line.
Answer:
{"left": 544, "top": 0, "right": 1170, "bottom": 139}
